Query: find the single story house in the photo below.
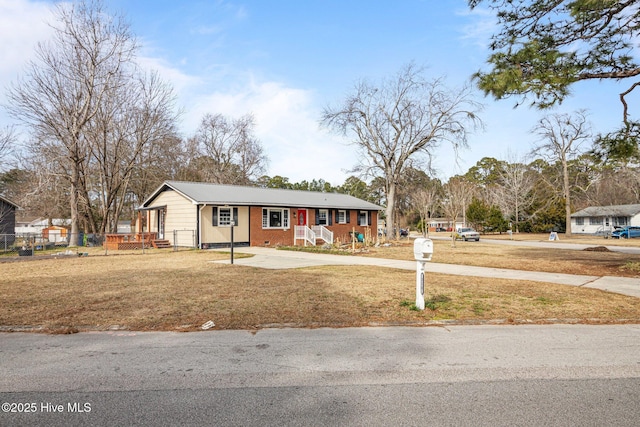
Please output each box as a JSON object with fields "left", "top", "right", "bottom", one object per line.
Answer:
{"left": 138, "top": 181, "right": 382, "bottom": 248}
{"left": 0, "top": 195, "right": 20, "bottom": 238}
{"left": 15, "top": 217, "right": 70, "bottom": 234}
{"left": 570, "top": 204, "right": 640, "bottom": 235}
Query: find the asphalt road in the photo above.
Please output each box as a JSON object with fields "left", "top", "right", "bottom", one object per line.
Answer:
{"left": 1, "top": 325, "right": 639, "bottom": 426}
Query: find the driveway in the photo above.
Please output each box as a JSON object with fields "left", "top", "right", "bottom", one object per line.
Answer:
{"left": 214, "top": 246, "right": 640, "bottom": 298}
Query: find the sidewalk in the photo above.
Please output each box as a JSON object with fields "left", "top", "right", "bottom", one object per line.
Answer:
{"left": 214, "top": 246, "right": 640, "bottom": 298}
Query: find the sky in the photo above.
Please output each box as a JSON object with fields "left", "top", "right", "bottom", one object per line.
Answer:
{"left": 0, "top": 0, "right": 635, "bottom": 184}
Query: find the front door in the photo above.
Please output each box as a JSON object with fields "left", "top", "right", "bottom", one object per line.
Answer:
{"left": 157, "top": 209, "right": 165, "bottom": 239}
{"left": 298, "top": 209, "right": 307, "bottom": 226}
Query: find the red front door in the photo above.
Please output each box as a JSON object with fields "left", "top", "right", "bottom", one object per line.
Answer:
{"left": 298, "top": 209, "right": 307, "bottom": 226}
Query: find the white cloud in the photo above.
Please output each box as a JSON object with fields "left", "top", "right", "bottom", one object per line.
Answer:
{"left": 0, "top": 0, "right": 54, "bottom": 78}
{"left": 0, "top": 0, "right": 55, "bottom": 128}
{"left": 182, "top": 76, "right": 356, "bottom": 184}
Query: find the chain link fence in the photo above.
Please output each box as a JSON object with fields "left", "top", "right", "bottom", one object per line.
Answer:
{"left": 0, "top": 230, "right": 197, "bottom": 259}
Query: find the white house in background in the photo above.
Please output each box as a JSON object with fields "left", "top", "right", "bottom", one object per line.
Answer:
{"left": 14, "top": 218, "right": 70, "bottom": 234}
{"left": 570, "top": 204, "right": 640, "bottom": 235}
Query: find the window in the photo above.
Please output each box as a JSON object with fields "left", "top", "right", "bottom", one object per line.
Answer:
{"left": 613, "top": 216, "right": 628, "bottom": 226}
{"left": 337, "top": 210, "right": 347, "bottom": 224}
{"left": 317, "top": 209, "right": 329, "bottom": 226}
{"left": 262, "top": 208, "right": 289, "bottom": 229}
{"left": 219, "top": 208, "right": 232, "bottom": 226}
{"left": 359, "top": 211, "right": 368, "bottom": 226}
{"left": 212, "top": 206, "right": 238, "bottom": 226}
{"left": 575, "top": 217, "right": 584, "bottom": 226}
{"left": 589, "top": 217, "right": 603, "bottom": 225}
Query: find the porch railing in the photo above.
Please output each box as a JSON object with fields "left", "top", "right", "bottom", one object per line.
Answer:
{"left": 295, "top": 225, "right": 316, "bottom": 246}
{"left": 312, "top": 225, "right": 334, "bottom": 244}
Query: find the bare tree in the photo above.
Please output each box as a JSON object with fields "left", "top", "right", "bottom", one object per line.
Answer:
{"left": 532, "top": 110, "right": 591, "bottom": 236}
{"left": 86, "top": 70, "right": 179, "bottom": 233}
{"left": 7, "top": 0, "right": 137, "bottom": 245}
{"left": 495, "top": 156, "right": 535, "bottom": 233}
{"left": 413, "top": 180, "right": 441, "bottom": 237}
{"left": 321, "top": 63, "right": 482, "bottom": 239}
{"left": 192, "top": 113, "right": 268, "bottom": 185}
{"left": 442, "top": 176, "right": 474, "bottom": 247}
{"left": 0, "top": 127, "right": 16, "bottom": 172}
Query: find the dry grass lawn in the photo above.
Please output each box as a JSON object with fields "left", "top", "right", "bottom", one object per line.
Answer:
{"left": 1, "top": 244, "right": 640, "bottom": 333}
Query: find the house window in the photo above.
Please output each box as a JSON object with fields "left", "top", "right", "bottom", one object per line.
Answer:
{"left": 359, "top": 211, "right": 368, "bottom": 226}
{"left": 262, "top": 208, "right": 289, "bottom": 229}
{"left": 213, "top": 206, "right": 238, "bottom": 226}
{"left": 219, "top": 208, "right": 232, "bottom": 226}
{"left": 317, "top": 209, "right": 329, "bottom": 226}
{"left": 337, "top": 210, "right": 347, "bottom": 224}
{"left": 575, "top": 217, "right": 584, "bottom": 226}
{"left": 613, "top": 217, "right": 628, "bottom": 226}
{"left": 589, "top": 217, "right": 603, "bottom": 225}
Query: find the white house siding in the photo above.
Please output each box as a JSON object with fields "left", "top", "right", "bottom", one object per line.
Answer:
{"left": 201, "top": 206, "right": 250, "bottom": 245}
{"left": 148, "top": 190, "right": 197, "bottom": 245}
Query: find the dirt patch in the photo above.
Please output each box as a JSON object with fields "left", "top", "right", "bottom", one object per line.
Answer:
{"left": 583, "top": 246, "right": 612, "bottom": 252}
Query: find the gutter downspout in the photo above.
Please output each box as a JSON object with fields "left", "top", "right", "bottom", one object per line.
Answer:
{"left": 198, "top": 204, "right": 206, "bottom": 249}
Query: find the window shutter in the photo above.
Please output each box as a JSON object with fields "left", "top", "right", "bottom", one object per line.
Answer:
{"left": 212, "top": 207, "right": 218, "bottom": 226}
{"left": 368, "top": 211, "right": 372, "bottom": 226}
{"left": 328, "top": 209, "right": 333, "bottom": 225}
{"left": 346, "top": 210, "right": 351, "bottom": 223}
{"left": 233, "top": 208, "right": 238, "bottom": 226}
{"left": 315, "top": 209, "right": 320, "bottom": 225}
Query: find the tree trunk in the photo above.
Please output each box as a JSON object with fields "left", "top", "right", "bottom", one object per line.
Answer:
{"left": 563, "top": 159, "right": 572, "bottom": 237}
{"left": 385, "top": 182, "right": 396, "bottom": 240}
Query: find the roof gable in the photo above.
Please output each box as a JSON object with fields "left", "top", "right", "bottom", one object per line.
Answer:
{"left": 0, "top": 195, "right": 20, "bottom": 209}
{"left": 142, "top": 181, "right": 382, "bottom": 211}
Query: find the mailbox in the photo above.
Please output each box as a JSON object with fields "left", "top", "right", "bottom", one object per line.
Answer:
{"left": 413, "top": 238, "right": 433, "bottom": 262}
{"left": 413, "top": 237, "right": 433, "bottom": 311}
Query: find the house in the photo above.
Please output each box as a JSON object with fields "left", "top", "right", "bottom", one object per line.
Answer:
{"left": 570, "top": 204, "right": 640, "bottom": 235}
{"left": 14, "top": 217, "right": 70, "bottom": 234}
{"left": 0, "top": 195, "right": 20, "bottom": 235}
{"left": 138, "top": 181, "right": 382, "bottom": 248}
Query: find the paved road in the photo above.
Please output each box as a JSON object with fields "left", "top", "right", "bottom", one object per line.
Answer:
{"left": 216, "top": 246, "right": 640, "bottom": 298}
{"left": 1, "top": 325, "right": 639, "bottom": 426}
{"left": 429, "top": 234, "right": 640, "bottom": 255}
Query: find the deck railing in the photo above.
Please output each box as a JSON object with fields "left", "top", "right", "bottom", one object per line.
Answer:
{"left": 104, "top": 232, "right": 157, "bottom": 250}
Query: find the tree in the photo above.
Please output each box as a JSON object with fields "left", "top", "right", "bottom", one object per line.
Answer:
{"left": 0, "top": 127, "right": 16, "bottom": 172}
{"left": 442, "top": 176, "right": 474, "bottom": 246}
{"left": 86, "top": 70, "right": 179, "bottom": 233}
{"left": 7, "top": 0, "right": 137, "bottom": 245}
{"left": 532, "top": 110, "right": 591, "bottom": 236}
{"left": 466, "top": 197, "right": 488, "bottom": 232}
{"left": 321, "top": 63, "right": 481, "bottom": 239}
{"left": 470, "top": 0, "right": 640, "bottom": 125}
{"left": 495, "top": 157, "right": 535, "bottom": 233}
{"left": 412, "top": 178, "right": 442, "bottom": 236}
{"left": 191, "top": 113, "right": 268, "bottom": 185}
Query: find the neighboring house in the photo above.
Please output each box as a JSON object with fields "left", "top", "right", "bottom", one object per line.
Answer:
{"left": 0, "top": 195, "right": 20, "bottom": 244}
{"left": 138, "top": 181, "right": 382, "bottom": 248}
{"left": 571, "top": 204, "right": 640, "bottom": 235}
{"left": 15, "top": 217, "right": 70, "bottom": 234}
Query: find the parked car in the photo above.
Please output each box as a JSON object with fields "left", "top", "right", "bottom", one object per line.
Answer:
{"left": 455, "top": 227, "right": 480, "bottom": 241}
{"left": 611, "top": 226, "right": 640, "bottom": 239}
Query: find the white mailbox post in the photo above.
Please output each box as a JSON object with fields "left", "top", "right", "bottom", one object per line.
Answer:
{"left": 413, "top": 237, "right": 433, "bottom": 310}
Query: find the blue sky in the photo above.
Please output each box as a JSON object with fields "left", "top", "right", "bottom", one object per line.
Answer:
{"left": 0, "top": 0, "right": 634, "bottom": 184}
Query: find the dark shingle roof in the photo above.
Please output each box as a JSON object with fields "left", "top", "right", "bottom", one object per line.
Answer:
{"left": 143, "top": 181, "right": 382, "bottom": 211}
{"left": 571, "top": 204, "right": 640, "bottom": 218}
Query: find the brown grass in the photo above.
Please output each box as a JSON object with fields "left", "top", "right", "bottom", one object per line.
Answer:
{"left": 360, "top": 238, "right": 640, "bottom": 278}
{"left": 1, "top": 248, "right": 640, "bottom": 332}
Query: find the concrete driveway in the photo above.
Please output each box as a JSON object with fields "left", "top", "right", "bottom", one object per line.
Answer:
{"left": 214, "top": 246, "right": 640, "bottom": 298}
